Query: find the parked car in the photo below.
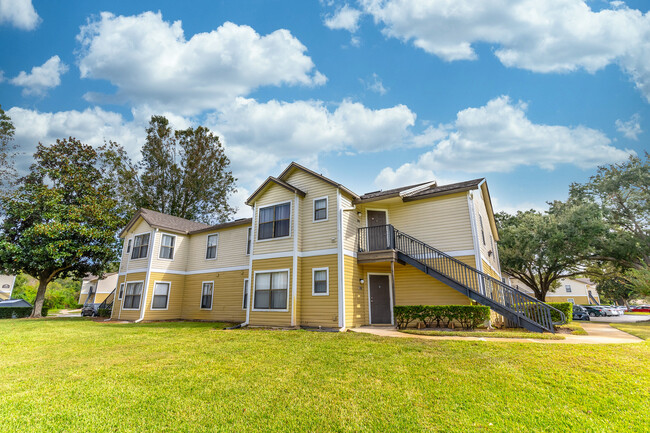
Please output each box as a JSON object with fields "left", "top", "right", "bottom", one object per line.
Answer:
{"left": 603, "top": 306, "right": 620, "bottom": 316}
{"left": 630, "top": 305, "right": 650, "bottom": 313}
{"left": 81, "top": 304, "right": 97, "bottom": 317}
{"left": 572, "top": 305, "right": 591, "bottom": 321}
{"left": 583, "top": 306, "right": 607, "bottom": 317}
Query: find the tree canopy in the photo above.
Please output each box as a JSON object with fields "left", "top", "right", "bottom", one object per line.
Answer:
{"left": 130, "top": 116, "right": 237, "bottom": 224}
{"left": 0, "top": 138, "right": 131, "bottom": 317}
{"left": 0, "top": 104, "right": 17, "bottom": 189}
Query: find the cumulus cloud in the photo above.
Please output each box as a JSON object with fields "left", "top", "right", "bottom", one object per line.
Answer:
{"left": 376, "top": 96, "right": 633, "bottom": 189}
{"left": 10, "top": 56, "right": 68, "bottom": 96}
{"left": 324, "top": 4, "right": 362, "bottom": 32}
{"left": 359, "top": 0, "right": 650, "bottom": 101}
{"left": 76, "top": 11, "right": 326, "bottom": 114}
{"left": 0, "top": 0, "right": 40, "bottom": 30}
{"left": 615, "top": 113, "right": 642, "bottom": 140}
{"left": 361, "top": 73, "right": 387, "bottom": 95}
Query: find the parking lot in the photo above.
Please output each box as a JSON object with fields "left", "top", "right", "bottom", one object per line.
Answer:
{"left": 589, "top": 314, "right": 650, "bottom": 323}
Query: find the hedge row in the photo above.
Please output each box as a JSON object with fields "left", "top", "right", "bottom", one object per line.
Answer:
{"left": 394, "top": 305, "right": 491, "bottom": 330}
{"left": 547, "top": 302, "right": 572, "bottom": 324}
{"left": 0, "top": 307, "right": 49, "bottom": 319}
{"left": 97, "top": 308, "right": 111, "bottom": 318}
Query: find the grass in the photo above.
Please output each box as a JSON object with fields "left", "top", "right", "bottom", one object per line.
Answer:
{"left": 401, "top": 328, "right": 565, "bottom": 340}
{"left": 611, "top": 320, "right": 650, "bottom": 340}
{"left": 0, "top": 318, "right": 649, "bottom": 432}
{"left": 625, "top": 311, "right": 650, "bottom": 315}
{"left": 557, "top": 323, "right": 588, "bottom": 335}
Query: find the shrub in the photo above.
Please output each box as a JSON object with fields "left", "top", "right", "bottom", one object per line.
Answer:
{"left": 394, "top": 305, "right": 490, "bottom": 329}
{"left": 547, "top": 302, "right": 572, "bottom": 324}
{"left": 97, "top": 308, "right": 111, "bottom": 318}
{"left": 0, "top": 307, "right": 33, "bottom": 319}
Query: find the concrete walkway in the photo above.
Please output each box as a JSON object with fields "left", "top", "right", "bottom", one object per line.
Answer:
{"left": 350, "top": 322, "right": 644, "bottom": 344}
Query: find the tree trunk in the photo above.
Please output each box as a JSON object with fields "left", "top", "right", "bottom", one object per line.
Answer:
{"left": 30, "top": 279, "right": 49, "bottom": 318}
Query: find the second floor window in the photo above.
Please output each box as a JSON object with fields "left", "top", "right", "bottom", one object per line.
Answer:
{"left": 314, "top": 198, "right": 327, "bottom": 221}
{"left": 206, "top": 234, "right": 218, "bottom": 259}
{"left": 258, "top": 202, "right": 290, "bottom": 240}
{"left": 159, "top": 234, "right": 175, "bottom": 259}
{"left": 131, "top": 233, "right": 150, "bottom": 259}
{"left": 565, "top": 285, "right": 572, "bottom": 293}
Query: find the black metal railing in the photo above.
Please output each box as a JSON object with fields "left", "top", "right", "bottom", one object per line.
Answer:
{"left": 97, "top": 289, "right": 115, "bottom": 312}
{"left": 357, "top": 224, "right": 566, "bottom": 332}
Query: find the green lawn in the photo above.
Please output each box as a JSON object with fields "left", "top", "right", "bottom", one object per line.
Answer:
{"left": 611, "top": 320, "right": 650, "bottom": 340}
{"left": 1, "top": 319, "right": 649, "bottom": 432}
{"left": 401, "top": 329, "right": 565, "bottom": 340}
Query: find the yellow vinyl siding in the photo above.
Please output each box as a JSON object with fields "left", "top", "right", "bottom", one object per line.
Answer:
{"left": 473, "top": 190, "right": 501, "bottom": 275}
{"left": 547, "top": 295, "right": 591, "bottom": 304}
{"left": 124, "top": 219, "right": 153, "bottom": 273}
{"left": 185, "top": 225, "right": 250, "bottom": 272}
{"left": 249, "top": 257, "right": 293, "bottom": 326}
{"left": 252, "top": 184, "right": 295, "bottom": 256}
{"left": 181, "top": 270, "right": 248, "bottom": 322}
{"left": 142, "top": 272, "right": 185, "bottom": 321}
{"left": 482, "top": 259, "right": 500, "bottom": 280}
{"left": 299, "top": 255, "right": 339, "bottom": 327}
{"left": 149, "top": 232, "right": 190, "bottom": 273}
{"left": 284, "top": 169, "right": 339, "bottom": 252}
{"left": 80, "top": 292, "right": 110, "bottom": 305}
{"left": 114, "top": 272, "right": 147, "bottom": 321}
{"left": 342, "top": 194, "right": 359, "bottom": 253}
{"left": 344, "top": 255, "right": 366, "bottom": 327}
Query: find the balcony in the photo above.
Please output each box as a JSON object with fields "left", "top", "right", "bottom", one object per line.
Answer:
{"left": 357, "top": 225, "right": 398, "bottom": 263}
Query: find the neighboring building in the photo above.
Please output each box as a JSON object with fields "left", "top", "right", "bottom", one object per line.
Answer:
{"left": 79, "top": 273, "right": 119, "bottom": 307}
{"left": 0, "top": 298, "right": 32, "bottom": 308}
{"left": 110, "top": 162, "right": 557, "bottom": 331}
{"left": 0, "top": 275, "right": 16, "bottom": 300}
{"left": 505, "top": 276, "right": 600, "bottom": 305}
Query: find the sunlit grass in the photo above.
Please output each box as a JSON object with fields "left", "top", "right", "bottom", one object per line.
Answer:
{"left": 611, "top": 320, "right": 650, "bottom": 340}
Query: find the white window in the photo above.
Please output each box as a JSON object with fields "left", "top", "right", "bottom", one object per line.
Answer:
{"left": 565, "top": 285, "right": 572, "bottom": 293}
{"left": 258, "top": 202, "right": 291, "bottom": 240}
{"left": 242, "top": 279, "right": 249, "bottom": 310}
{"left": 246, "top": 227, "right": 252, "bottom": 255}
{"left": 201, "top": 282, "right": 213, "bottom": 310}
{"left": 131, "top": 233, "right": 150, "bottom": 259}
{"left": 313, "top": 197, "right": 328, "bottom": 222}
{"left": 151, "top": 282, "right": 170, "bottom": 309}
{"left": 253, "top": 271, "right": 288, "bottom": 310}
{"left": 312, "top": 267, "right": 329, "bottom": 296}
{"left": 206, "top": 234, "right": 218, "bottom": 259}
{"left": 123, "top": 282, "right": 143, "bottom": 309}
{"left": 118, "top": 283, "right": 124, "bottom": 300}
{"left": 159, "top": 234, "right": 175, "bottom": 260}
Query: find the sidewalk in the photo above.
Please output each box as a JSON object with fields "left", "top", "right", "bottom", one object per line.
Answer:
{"left": 350, "top": 322, "right": 644, "bottom": 344}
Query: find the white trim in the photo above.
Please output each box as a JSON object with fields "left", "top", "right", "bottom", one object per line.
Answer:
{"left": 256, "top": 200, "right": 292, "bottom": 242}
{"left": 137, "top": 228, "right": 157, "bottom": 322}
{"left": 8, "top": 275, "right": 15, "bottom": 298}
{"left": 200, "top": 281, "right": 214, "bottom": 310}
{"left": 343, "top": 249, "right": 357, "bottom": 258}
{"left": 121, "top": 280, "right": 145, "bottom": 311}
{"left": 252, "top": 248, "right": 338, "bottom": 261}
{"left": 312, "top": 195, "right": 329, "bottom": 223}
{"left": 118, "top": 283, "right": 124, "bottom": 300}
{"left": 245, "top": 204, "right": 256, "bottom": 325}
{"left": 242, "top": 278, "right": 250, "bottom": 310}
{"left": 118, "top": 267, "right": 149, "bottom": 276}
{"left": 158, "top": 233, "right": 176, "bottom": 261}
{"left": 291, "top": 194, "right": 299, "bottom": 326}
{"left": 367, "top": 272, "right": 394, "bottom": 325}
{"left": 251, "top": 268, "right": 291, "bottom": 312}
{"left": 364, "top": 208, "right": 389, "bottom": 226}
{"left": 205, "top": 233, "right": 219, "bottom": 260}
{"left": 312, "top": 267, "right": 329, "bottom": 296}
{"left": 150, "top": 280, "right": 171, "bottom": 310}
{"left": 481, "top": 258, "right": 501, "bottom": 279}
{"left": 337, "top": 189, "right": 345, "bottom": 328}
{"left": 467, "top": 192, "right": 484, "bottom": 273}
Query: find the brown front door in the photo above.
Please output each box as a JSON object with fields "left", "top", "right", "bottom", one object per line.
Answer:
{"left": 367, "top": 210, "right": 388, "bottom": 250}
{"left": 369, "top": 274, "right": 391, "bottom": 324}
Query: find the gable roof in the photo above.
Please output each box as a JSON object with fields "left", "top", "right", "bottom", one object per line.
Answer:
{"left": 0, "top": 298, "right": 32, "bottom": 308}
{"left": 190, "top": 218, "right": 252, "bottom": 234}
{"left": 120, "top": 208, "right": 211, "bottom": 237}
{"left": 245, "top": 176, "right": 306, "bottom": 205}
{"left": 355, "top": 178, "right": 484, "bottom": 204}
{"left": 278, "top": 162, "right": 359, "bottom": 199}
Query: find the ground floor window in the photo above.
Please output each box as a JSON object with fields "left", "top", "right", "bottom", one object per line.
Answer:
{"left": 201, "top": 282, "right": 213, "bottom": 310}
{"left": 254, "top": 271, "right": 288, "bottom": 310}
{"left": 312, "top": 267, "right": 329, "bottom": 295}
{"left": 151, "top": 282, "right": 170, "bottom": 309}
{"left": 123, "top": 282, "right": 143, "bottom": 309}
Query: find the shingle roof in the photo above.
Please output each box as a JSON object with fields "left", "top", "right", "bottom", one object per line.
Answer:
{"left": 120, "top": 208, "right": 211, "bottom": 236}
{"left": 190, "top": 218, "right": 252, "bottom": 234}
{"left": 355, "top": 178, "right": 484, "bottom": 204}
{"left": 278, "top": 162, "right": 359, "bottom": 199}
{"left": 245, "top": 176, "right": 306, "bottom": 205}
{"left": 0, "top": 298, "right": 32, "bottom": 308}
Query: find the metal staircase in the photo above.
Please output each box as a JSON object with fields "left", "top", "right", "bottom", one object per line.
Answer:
{"left": 358, "top": 225, "right": 566, "bottom": 333}
{"left": 97, "top": 289, "right": 115, "bottom": 314}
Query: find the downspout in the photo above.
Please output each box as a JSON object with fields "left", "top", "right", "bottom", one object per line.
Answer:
{"left": 337, "top": 189, "right": 346, "bottom": 329}
{"left": 136, "top": 228, "right": 157, "bottom": 323}
{"left": 243, "top": 203, "right": 256, "bottom": 326}
{"left": 291, "top": 194, "right": 299, "bottom": 327}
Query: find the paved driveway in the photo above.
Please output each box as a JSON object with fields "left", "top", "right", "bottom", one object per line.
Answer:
{"left": 588, "top": 314, "right": 650, "bottom": 323}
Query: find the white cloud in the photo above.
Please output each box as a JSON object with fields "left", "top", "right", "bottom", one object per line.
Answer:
{"left": 0, "top": 0, "right": 40, "bottom": 30}
{"left": 492, "top": 197, "right": 548, "bottom": 215}
{"left": 376, "top": 96, "right": 633, "bottom": 188}
{"left": 76, "top": 11, "right": 326, "bottom": 115}
{"left": 360, "top": 0, "right": 650, "bottom": 101}
{"left": 324, "top": 4, "right": 362, "bottom": 32}
{"left": 362, "top": 73, "right": 387, "bottom": 95}
{"left": 10, "top": 56, "right": 68, "bottom": 96}
{"left": 375, "top": 163, "right": 436, "bottom": 190}
{"left": 615, "top": 113, "right": 642, "bottom": 140}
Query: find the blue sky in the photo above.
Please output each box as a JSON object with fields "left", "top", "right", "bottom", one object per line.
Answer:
{"left": 1, "top": 0, "right": 648, "bottom": 217}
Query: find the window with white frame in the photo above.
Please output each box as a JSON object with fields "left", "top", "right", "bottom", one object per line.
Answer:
{"left": 159, "top": 234, "right": 175, "bottom": 259}
{"left": 246, "top": 227, "right": 252, "bottom": 255}
{"left": 131, "top": 233, "right": 150, "bottom": 259}
{"left": 242, "top": 279, "right": 249, "bottom": 309}
{"left": 254, "top": 271, "right": 288, "bottom": 310}
{"left": 118, "top": 283, "right": 124, "bottom": 300}
{"left": 258, "top": 203, "right": 291, "bottom": 240}
{"left": 565, "top": 285, "right": 572, "bottom": 293}
{"left": 151, "top": 282, "right": 170, "bottom": 309}
{"left": 312, "top": 268, "right": 328, "bottom": 295}
{"left": 123, "top": 282, "right": 143, "bottom": 309}
{"left": 314, "top": 197, "right": 327, "bottom": 221}
{"left": 206, "top": 234, "right": 218, "bottom": 259}
{"left": 201, "top": 282, "right": 213, "bottom": 310}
